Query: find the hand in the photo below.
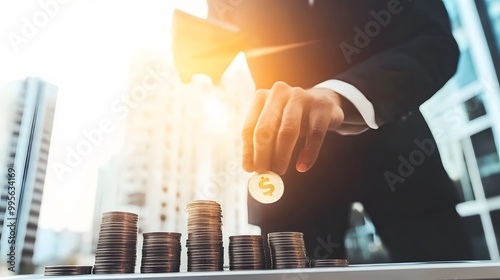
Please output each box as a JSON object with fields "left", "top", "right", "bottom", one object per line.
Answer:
{"left": 242, "top": 81, "right": 345, "bottom": 175}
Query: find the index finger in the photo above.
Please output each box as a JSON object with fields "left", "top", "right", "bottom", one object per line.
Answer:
{"left": 242, "top": 89, "right": 267, "bottom": 172}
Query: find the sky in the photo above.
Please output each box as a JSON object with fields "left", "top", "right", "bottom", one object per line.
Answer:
{"left": 0, "top": 0, "right": 208, "bottom": 232}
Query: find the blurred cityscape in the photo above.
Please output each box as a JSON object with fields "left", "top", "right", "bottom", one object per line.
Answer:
{"left": 1, "top": 0, "right": 500, "bottom": 275}
{"left": 91, "top": 52, "right": 258, "bottom": 271}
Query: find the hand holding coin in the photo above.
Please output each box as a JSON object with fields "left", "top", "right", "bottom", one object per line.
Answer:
{"left": 241, "top": 82, "right": 345, "bottom": 175}
{"left": 248, "top": 171, "right": 284, "bottom": 204}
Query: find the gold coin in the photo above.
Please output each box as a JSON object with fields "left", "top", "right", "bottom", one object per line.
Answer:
{"left": 248, "top": 171, "right": 284, "bottom": 204}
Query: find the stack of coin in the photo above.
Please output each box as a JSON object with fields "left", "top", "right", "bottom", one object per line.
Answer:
{"left": 268, "top": 232, "right": 309, "bottom": 269}
{"left": 229, "top": 235, "right": 266, "bottom": 270}
{"left": 141, "top": 232, "right": 182, "bottom": 273}
{"left": 44, "top": 265, "right": 92, "bottom": 276}
{"left": 93, "top": 211, "right": 138, "bottom": 274}
{"left": 186, "top": 200, "right": 224, "bottom": 271}
{"left": 311, "top": 259, "right": 349, "bottom": 267}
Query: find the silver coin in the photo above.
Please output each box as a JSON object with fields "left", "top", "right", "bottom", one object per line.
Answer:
{"left": 230, "top": 252, "right": 265, "bottom": 257}
{"left": 102, "top": 211, "right": 138, "bottom": 217}
{"left": 311, "top": 259, "right": 349, "bottom": 267}
{"left": 143, "top": 243, "right": 181, "bottom": 247}
{"left": 230, "top": 236, "right": 260, "bottom": 240}
{"left": 93, "top": 264, "right": 135, "bottom": 269}
{"left": 186, "top": 200, "right": 220, "bottom": 207}
{"left": 141, "top": 265, "right": 181, "bottom": 270}
{"left": 98, "top": 225, "right": 138, "bottom": 230}
{"left": 186, "top": 239, "right": 223, "bottom": 244}
{"left": 141, "top": 258, "right": 181, "bottom": 263}
{"left": 44, "top": 265, "right": 93, "bottom": 276}
{"left": 143, "top": 239, "right": 181, "bottom": 243}
{"left": 94, "top": 257, "right": 137, "bottom": 262}
{"left": 93, "top": 261, "right": 135, "bottom": 265}
{"left": 229, "top": 250, "right": 265, "bottom": 255}
{"left": 141, "top": 269, "right": 179, "bottom": 273}
{"left": 187, "top": 246, "right": 223, "bottom": 250}
{"left": 268, "top": 232, "right": 303, "bottom": 237}
{"left": 141, "top": 269, "right": 180, "bottom": 272}
{"left": 98, "top": 227, "right": 138, "bottom": 232}
{"left": 142, "top": 247, "right": 181, "bottom": 252}
{"left": 95, "top": 246, "right": 137, "bottom": 251}
{"left": 231, "top": 259, "right": 266, "bottom": 263}
{"left": 93, "top": 264, "right": 135, "bottom": 268}
{"left": 141, "top": 266, "right": 181, "bottom": 270}
{"left": 141, "top": 262, "right": 181, "bottom": 266}
{"left": 230, "top": 244, "right": 265, "bottom": 248}
{"left": 185, "top": 200, "right": 224, "bottom": 272}
{"left": 230, "top": 258, "right": 266, "bottom": 263}
{"left": 267, "top": 231, "right": 310, "bottom": 269}
{"left": 143, "top": 238, "right": 181, "bottom": 242}
{"left": 142, "top": 241, "right": 181, "bottom": 246}
{"left": 143, "top": 237, "right": 181, "bottom": 242}
{"left": 95, "top": 211, "right": 139, "bottom": 270}
{"left": 230, "top": 235, "right": 263, "bottom": 239}
{"left": 270, "top": 247, "right": 307, "bottom": 252}
{"left": 142, "top": 250, "right": 181, "bottom": 255}
{"left": 187, "top": 213, "right": 222, "bottom": 217}
{"left": 187, "top": 253, "right": 224, "bottom": 258}
{"left": 141, "top": 253, "right": 181, "bottom": 258}
{"left": 96, "top": 240, "right": 137, "bottom": 245}
{"left": 143, "top": 231, "right": 181, "bottom": 236}
{"left": 141, "top": 255, "right": 181, "bottom": 260}
{"left": 142, "top": 245, "right": 181, "bottom": 250}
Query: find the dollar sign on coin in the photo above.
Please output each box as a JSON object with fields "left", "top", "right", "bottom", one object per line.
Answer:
{"left": 259, "top": 177, "right": 275, "bottom": 196}
{"left": 248, "top": 171, "right": 284, "bottom": 204}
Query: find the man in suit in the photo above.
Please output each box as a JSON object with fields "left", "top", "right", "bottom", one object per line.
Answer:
{"left": 207, "top": 0, "right": 474, "bottom": 262}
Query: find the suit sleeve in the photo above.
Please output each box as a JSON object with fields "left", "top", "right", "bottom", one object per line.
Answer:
{"left": 334, "top": 0, "right": 459, "bottom": 123}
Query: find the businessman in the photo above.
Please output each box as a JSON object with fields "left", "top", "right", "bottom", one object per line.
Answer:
{"left": 207, "top": 0, "right": 474, "bottom": 262}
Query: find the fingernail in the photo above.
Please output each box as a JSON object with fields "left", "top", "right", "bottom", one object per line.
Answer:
{"left": 297, "top": 163, "right": 307, "bottom": 173}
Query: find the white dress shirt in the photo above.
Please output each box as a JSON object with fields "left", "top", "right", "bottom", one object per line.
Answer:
{"left": 315, "top": 79, "right": 380, "bottom": 135}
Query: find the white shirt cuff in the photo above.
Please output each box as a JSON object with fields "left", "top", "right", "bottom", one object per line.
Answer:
{"left": 314, "top": 79, "right": 379, "bottom": 130}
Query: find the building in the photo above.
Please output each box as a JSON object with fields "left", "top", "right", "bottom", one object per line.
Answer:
{"left": 421, "top": 0, "right": 500, "bottom": 260}
{"left": 0, "top": 78, "right": 58, "bottom": 274}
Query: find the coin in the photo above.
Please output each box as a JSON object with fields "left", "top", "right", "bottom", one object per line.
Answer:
{"left": 311, "top": 259, "right": 349, "bottom": 267}
{"left": 186, "top": 200, "right": 224, "bottom": 272}
{"left": 93, "top": 211, "right": 138, "bottom": 274}
{"left": 44, "top": 265, "right": 93, "bottom": 276}
{"left": 141, "top": 231, "right": 182, "bottom": 273}
{"left": 229, "top": 235, "right": 266, "bottom": 270}
{"left": 248, "top": 171, "right": 284, "bottom": 204}
{"left": 268, "top": 232, "right": 309, "bottom": 269}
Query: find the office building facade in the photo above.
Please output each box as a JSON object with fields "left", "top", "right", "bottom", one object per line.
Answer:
{"left": 0, "top": 78, "right": 58, "bottom": 274}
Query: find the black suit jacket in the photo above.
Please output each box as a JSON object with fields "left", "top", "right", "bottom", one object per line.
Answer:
{"left": 209, "top": 0, "right": 461, "bottom": 229}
